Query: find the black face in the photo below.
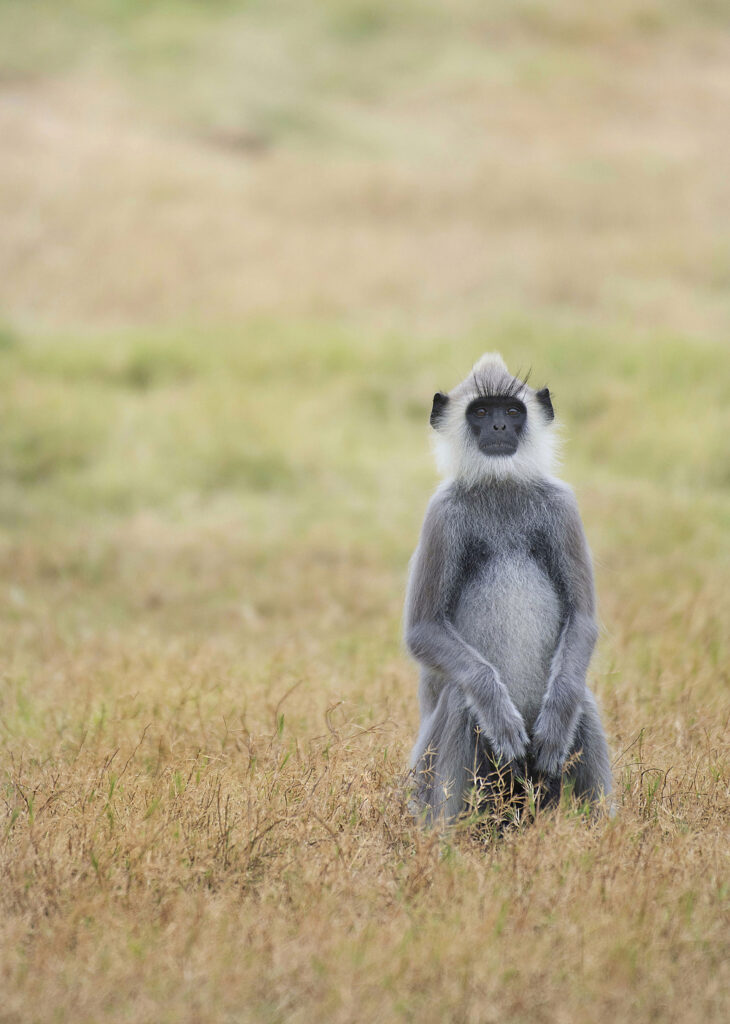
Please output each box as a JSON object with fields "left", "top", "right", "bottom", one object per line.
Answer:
{"left": 466, "top": 396, "right": 526, "bottom": 456}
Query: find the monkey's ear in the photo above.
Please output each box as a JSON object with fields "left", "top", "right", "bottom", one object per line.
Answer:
{"left": 430, "top": 392, "right": 450, "bottom": 428}
{"left": 535, "top": 387, "right": 555, "bottom": 422}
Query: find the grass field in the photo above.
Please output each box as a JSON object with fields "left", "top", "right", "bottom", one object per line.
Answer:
{"left": 1, "top": 3, "right": 729, "bottom": 1022}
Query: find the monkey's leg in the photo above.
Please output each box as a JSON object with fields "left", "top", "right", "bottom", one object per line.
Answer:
{"left": 565, "top": 689, "right": 612, "bottom": 805}
{"left": 409, "top": 668, "right": 445, "bottom": 772}
{"left": 410, "top": 684, "right": 453, "bottom": 822}
{"left": 412, "top": 685, "right": 491, "bottom": 824}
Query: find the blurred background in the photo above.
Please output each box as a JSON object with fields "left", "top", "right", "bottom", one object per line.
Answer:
{"left": 2, "top": 0, "right": 729, "bottom": 511}
{"left": 4, "top": 0, "right": 730, "bottom": 337}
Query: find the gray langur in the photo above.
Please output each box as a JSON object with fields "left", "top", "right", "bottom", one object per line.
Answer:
{"left": 405, "top": 354, "right": 611, "bottom": 823}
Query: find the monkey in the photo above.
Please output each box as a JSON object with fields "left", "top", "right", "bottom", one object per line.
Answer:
{"left": 404, "top": 353, "right": 611, "bottom": 825}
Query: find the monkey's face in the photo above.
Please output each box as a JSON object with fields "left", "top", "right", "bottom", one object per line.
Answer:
{"left": 465, "top": 397, "right": 526, "bottom": 458}
{"left": 429, "top": 353, "right": 558, "bottom": 485}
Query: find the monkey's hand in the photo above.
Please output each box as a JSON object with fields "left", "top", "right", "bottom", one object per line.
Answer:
{"left": 472, "top": 684, "right": 529, "bottom": 765}
{"left": 530, "top": 695, "right": 580, "bottom": 778}
{"left": 412, "top": 621, "right": 530, "bottom": 764}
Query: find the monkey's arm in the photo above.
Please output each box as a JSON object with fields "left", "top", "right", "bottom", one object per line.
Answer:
{"left": 531, "top": 491, "right": 599, "bottom": 778}
{"left": 405, "top": 492, "right": 528, "bottom": 763}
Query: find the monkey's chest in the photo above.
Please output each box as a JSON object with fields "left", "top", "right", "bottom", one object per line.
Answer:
{"left": 451, "top": 550, "right": 563, "bottom": 727}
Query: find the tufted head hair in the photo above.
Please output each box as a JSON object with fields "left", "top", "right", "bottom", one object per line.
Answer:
{"left": 429, "top": 353, "right": 559, "bottom": 485}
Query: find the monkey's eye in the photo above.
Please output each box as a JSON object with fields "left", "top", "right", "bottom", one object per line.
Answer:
{"left": 474, "top": 407, "right": 486, "bottom": 418}
{"left": 507, "top": 407, "right": 520, "bottom": 416}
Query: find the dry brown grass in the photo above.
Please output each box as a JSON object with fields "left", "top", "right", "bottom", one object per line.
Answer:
{"left": 1, "top": 3, "right": 729, "bottom": 1022}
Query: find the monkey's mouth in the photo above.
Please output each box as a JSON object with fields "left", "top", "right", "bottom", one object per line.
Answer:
{"left": 479, "top": 442, "right": 518, "bottom": 456}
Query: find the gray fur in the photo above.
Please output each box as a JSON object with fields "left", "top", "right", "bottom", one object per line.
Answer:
{"left": 406, "top": 355, "right": 611, "bottom": 823}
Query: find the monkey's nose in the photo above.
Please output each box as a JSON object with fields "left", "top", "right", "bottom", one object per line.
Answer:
{"left": 493, "top": 424, "right": 506, "bottom": 430}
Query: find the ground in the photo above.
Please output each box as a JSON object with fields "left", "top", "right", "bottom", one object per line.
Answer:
{"left": 0, "top": 3, "right": 728, "bottom": 1022}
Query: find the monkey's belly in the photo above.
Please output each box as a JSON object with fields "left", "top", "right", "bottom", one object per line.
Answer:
{"left": 452, "top": 553, "right": 563, "bottom": 729}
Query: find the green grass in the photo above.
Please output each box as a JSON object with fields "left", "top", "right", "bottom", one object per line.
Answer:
{"left": 0, "top": 319, "right": 727, "bottom": 523}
